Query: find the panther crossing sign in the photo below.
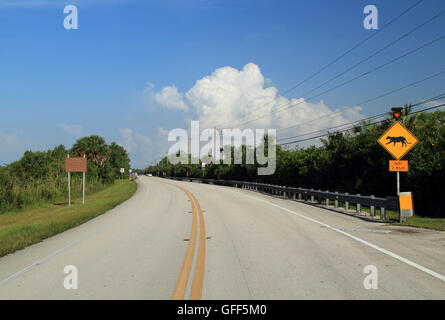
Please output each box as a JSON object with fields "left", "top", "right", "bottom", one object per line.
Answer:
{"left": 377, "top": 121, "right": 418, "bottom": 160}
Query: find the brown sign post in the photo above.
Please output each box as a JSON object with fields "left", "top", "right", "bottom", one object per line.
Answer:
{"left": 65, "top": 155, "right": 87, "bottom": 206}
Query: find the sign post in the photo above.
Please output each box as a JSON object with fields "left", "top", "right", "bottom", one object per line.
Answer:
{"left": 377, "top": 109, "right": 419, "bottom": 222}
{"left": 67, "top": 155, "right": 70, "bottom": 206}
{"left": 65, "top": 156, "right": 88, "bottom": 206}
{"left": 82, "top": 154, "right": 86, "bottom": 205}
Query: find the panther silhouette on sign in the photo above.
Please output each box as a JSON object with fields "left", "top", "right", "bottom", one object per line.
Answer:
{"left": 386, "top": 136, "right": 411, "bottom": 147}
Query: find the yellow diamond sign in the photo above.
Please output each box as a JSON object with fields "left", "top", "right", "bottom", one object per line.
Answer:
{"left": 378, "top": 121, "right": 419, "bottom": 160}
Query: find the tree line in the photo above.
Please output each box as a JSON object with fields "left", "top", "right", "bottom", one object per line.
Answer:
{"left": 144, "top": 106, "right": 445, "bottom": 218}
{"left": 0, "top": 135, "right": 130, "bottom": 212}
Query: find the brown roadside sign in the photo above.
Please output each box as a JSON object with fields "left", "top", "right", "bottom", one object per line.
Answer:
{"left": 389, "top": 160, "right": 408, "bottom": 172}
{"left": 65, "top": 157, "right": 87, "bottom": 172}
{"left": 377, "top": 121, "right": 419, "bottom": 160}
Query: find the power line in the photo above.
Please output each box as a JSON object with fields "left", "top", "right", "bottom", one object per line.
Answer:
{"left": 279, "top": 102, "right": 445, "bottom": 146}
{"left": 355, "top": 71, "right": 445, "bottom": 106}
{"left": 299, "top": 10, "right": 444, "bottom": 98}
{"left": 278, "top": 93, "right": 445, "bottom": 142}
{"left": 214, "top": 0, "right": 425, "bottom": 129}
{"left": 277, "top": 70, "right": 445, "bottom": 136}
{"left": 278, "top": 0, "right": 424, "bottom": 96}
{"left": 234, "top": 34, "right": 445, "bottom": 128}
{"left": 278, "top": 114, "right": 387, "bottom": 142}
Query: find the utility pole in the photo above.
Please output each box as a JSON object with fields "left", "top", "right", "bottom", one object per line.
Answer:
{"left": 392, "top": 107, "right": 403, "bottom": 195}
{"left": 67, "top": 154, "right": 70, "bottom": 207}
{"left": 82, "top": 154, "right": 85, "bottom": 204}
{"left": 214, "top": 126, "right": 216, "bottom": 164}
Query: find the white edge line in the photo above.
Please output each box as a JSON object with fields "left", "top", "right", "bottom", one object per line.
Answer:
{"left": 0, "top": 182, "right": 149, "bottom": 286}
{"left": 222, "top": 187, "right": 445, "bottom": 283}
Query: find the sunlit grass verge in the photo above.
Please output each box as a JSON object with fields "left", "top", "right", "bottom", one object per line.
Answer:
{"left": 391, "top": 215, "right": 445, "bottom": 232}
{"left": 329, "top": 201, "right": 445, "bottom": 232}
{"left": 0, "top": 179, "right": 137, "bottom": 257}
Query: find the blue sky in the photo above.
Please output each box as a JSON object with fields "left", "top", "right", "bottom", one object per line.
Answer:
{"left": 0, "top": 0, "right": 444, "bottom": 168}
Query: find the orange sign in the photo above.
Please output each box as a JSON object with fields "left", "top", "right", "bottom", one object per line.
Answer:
{"left": 377, "top": 121, "right": 418, "bottom": 160}
{"left": 399, "top": 193, "right": 414, "bottom": 211}
{"left": 65, "top": 157, "right": 87, "bottom": 172}
{"left": 389, "top": 160, "right": 408, "bottom": 172}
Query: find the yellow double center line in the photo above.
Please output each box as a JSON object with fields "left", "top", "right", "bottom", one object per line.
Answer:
{"left": 163, "top": 181, "right": 206, "bottom": 300}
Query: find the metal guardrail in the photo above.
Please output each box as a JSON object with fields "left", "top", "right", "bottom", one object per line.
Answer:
{"left": 162, "top": 176, "right": 399, "bottom": 220}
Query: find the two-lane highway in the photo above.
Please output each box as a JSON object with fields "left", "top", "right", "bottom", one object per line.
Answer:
{"left": 1, "top": 176, "right": 445, "bottom": 299}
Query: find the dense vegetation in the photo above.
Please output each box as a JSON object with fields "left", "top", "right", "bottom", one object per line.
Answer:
{"left": 145, "top": 107, "right": 445, "bottom": 218}
{"left": 0, "top": 135, "right": 131, "bottom": 212}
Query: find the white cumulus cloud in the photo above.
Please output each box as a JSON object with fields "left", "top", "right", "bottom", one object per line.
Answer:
{"left": 141, "top": 62, "right": 366, "bottom": 162}
{"left": 144, "top": 82, "right": 188, "bottom": 112}
{"left": 154, "top": 86, "right": 188, "bottom": 112}
{"left": 183, "top": 62, "right": 364, "bottom": 140}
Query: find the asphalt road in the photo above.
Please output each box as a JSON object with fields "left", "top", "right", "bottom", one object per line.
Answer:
{"left": 0, "top": 176, "right": 444, "bottom": 299}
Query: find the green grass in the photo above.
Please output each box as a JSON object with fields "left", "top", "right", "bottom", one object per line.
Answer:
{"left": 392, "top": 216, "right": 445, "bottom": 232}
{"left": 0, "top": 179, "right": 137, "bottom": 257}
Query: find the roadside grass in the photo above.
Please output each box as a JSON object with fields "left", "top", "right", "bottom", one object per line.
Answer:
{"left": 392, "top": 216, "right": 445, "bottom": 232}
{"left": 0, "top": 180, "right": 137, "bottom": 257}
{"left": 318, "top": 198, "right": 445, "bottom": 231}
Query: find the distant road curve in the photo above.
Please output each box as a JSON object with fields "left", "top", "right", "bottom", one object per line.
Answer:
{"left": 0, "top": 176, "right": 444, "bottom": 299}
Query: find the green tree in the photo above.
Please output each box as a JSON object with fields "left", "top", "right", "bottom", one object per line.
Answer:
{"left": 71, "top": 135, "right": 111, "bottom": 167}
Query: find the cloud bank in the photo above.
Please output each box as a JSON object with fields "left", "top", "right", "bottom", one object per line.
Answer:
{"left": 130, "top": 62, "right": 365, "bottom": 167}
{"left": 147, "top": 62, "right": 363, "bottom": 135}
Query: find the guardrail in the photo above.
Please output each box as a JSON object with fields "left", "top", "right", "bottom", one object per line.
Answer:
{"left": 161, "top": 176, "right": 399, "bottom": 220}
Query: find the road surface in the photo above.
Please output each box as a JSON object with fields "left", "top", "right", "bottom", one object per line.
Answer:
{"left": 0, "top": 176, "right": 444, "bottom": 299}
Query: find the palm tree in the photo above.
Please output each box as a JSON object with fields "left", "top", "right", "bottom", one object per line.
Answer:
{"left": 71, "top": 135, "right": 111, "bottom": 167}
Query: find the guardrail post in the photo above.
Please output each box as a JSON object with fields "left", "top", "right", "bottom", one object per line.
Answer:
{"left": 380, "top": 207, "right": 386, "bottom": 220}
{"left": 345, "top": 192, "right": 349, "bottom": 211}
{"left": 370, "top": 195, "right": 375, "bottom": 217}
{"left": 335, "top": 191, "right": 339, "bottom": 208}
{"left": 310, "top": 189, "right": 314, "bottom": 203}
{"left": 356, "top": 194, "right": 361, "bottom": 213}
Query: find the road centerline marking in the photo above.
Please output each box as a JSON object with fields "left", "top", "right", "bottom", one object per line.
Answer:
{"left": 163, "top": 180, "right": 206, "bottom": 299}
{"left": 168, "top": 184, "right": 197, "bottom": 300}
{"left": 163, "top": 181, "right": 206, "bottom": 300}
{"left": 190, "top": 191, "right": 206, "bottom": 300}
